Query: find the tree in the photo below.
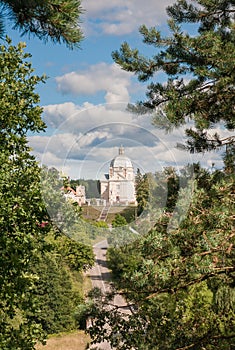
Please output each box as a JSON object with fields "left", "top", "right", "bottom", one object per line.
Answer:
{"left": 135, "top": 170, "right": 150, "bottom": 215}
{"left": 136, "top": 167, "right": 180, "bottom": 215}
{"left": 112, "top": 214, "right": 127, "bottom": 228}
{"left": 54, "top": 234, "right": 95, "bottom": 271}
{"left": 164, "top": 167, "right": 180, "bottom": 211}
{"left": 112, "top": 0, "right": 235, "bottom": 154}
{"left": 30, "top": 250, "right": 83, "bottom": 334}
{"left": 0, "top": 0, "right": 83, "bottom": 48}
{"left": 87, "top": 172, "right": 235, "bottom": 349}
{"left": 0, "top": 39, "right": 51, "bottom": 349}
{"left": 30, "top": 233, "right": 94, "bottom": 335}
{"left": 223, "top": 144, "right": 235, "bottom": 174}
{"left": 40, "top": 166, "right": 102, "bottom": 244}
{"left": 86, "top": 2, "right": 235, "bottom": 348}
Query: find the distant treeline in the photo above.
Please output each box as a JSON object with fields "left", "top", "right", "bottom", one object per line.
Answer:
{"left": 70, "top": 179, "right": 100, "bottom": 198}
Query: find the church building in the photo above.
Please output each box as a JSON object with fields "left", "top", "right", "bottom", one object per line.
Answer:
{"left": 100, "top": 146, "right": 136, "bottom": 205}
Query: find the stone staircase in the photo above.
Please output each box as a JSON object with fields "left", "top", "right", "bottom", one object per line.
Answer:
{"left": 98, "top": 204, "right": 111, "bottom": 222}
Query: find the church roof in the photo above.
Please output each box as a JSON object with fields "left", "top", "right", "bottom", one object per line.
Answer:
{"left": 110, "top": 146, "right": 133, "bottom": 168}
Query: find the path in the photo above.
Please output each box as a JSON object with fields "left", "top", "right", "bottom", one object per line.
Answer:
{"left": 87, "top": 239, "right": 131, "bottom": 349}
{"left": 88, "top": 239, "right": 111, "bottom": 294}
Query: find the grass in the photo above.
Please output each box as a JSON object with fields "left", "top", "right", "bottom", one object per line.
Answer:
{"left": 82, "top": 205, "right": 100, "bottom": 221}
{"left": 82, "top": 204, "right": 137, "bottom": 224}
{"left": 36, "top": 331, "right": 90, "bottom": 350}
{"left": 83, "top": 271, "right": 93, "bottom": 294}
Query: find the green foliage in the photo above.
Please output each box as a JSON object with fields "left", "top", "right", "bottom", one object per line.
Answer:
{"left": 74, "top": 302, "right": 93, "bottom": 330}
{"left": 107, "top": 225, "right": 138, "bottom": 249}
{"left": 163, "top": 167, "right": 180, "bottom": 212}
{"left": 120, "top": 206, "right": 136, "bottom": 223}
{"left": 0, "top": 39, "right": 93, "bottom": 349}
{"left": 111, "top": 213, "right": 127, "bottom": 227}
{"left": 88, "top": 173, "right": 235, "bottom": 349}
{"left": 223, "top": 144, "right": 235, "bottom": 174}
{"left": 40, "top": 166, "right": 101, "bottom": 244}
{"left": 53, "top": 234, "right": 95, "bottom": 271}
{"left": 107, "top": 244, "right": 142, "bottom": 285}
{"left": 135, "top": 170, "right": 151, "bottom": 215}
{"left": 92, "top": 220, "right": 109, "bottom": 228}
{"left": 0, "top": 0, "right": 84, "bottom": 48}
{"left": 112, "top": 0, "right": 235, "bottom": 154}
{"left": 30, "top": 250, "right": 83, "bottom": 334}
{"left": 136, "top": 166, "right": 193, "bottom": 216}
{"left": 0, "top": 39, "right": 49, "bottom": 349}
{"left": 28, "top": 232, "right": 94, "bottom": 335}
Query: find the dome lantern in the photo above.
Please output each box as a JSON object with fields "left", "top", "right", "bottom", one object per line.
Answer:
{"left": 119, "top": 145, "right": 124, "bottom": 155}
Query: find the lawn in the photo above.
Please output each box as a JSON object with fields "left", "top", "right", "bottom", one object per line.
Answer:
{"left": 36, "top": 331, "right": 90, "bottom": 350}
{"left": 82, "top": 204, "right": 137, "bottom": 224}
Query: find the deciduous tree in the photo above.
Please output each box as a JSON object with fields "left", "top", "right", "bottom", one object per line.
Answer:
{"left": 0, "top": 38, "right": 50, "bottom": 349}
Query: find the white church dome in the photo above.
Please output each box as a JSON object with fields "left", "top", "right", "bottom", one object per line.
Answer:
{"left": 100, "top": 146, "right": 136, "bottom": 204}
{"left": 110, "top": 146, "right": 133, "bottom": 168}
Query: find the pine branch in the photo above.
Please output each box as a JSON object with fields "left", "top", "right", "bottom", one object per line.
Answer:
{"left": 176, "top": 333, "right": 235, "bottom": 350}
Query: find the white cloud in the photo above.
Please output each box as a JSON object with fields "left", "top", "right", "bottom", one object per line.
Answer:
{"left": 32, "top": 103, "right": 231, "bottom": 179}
{"left": 40, "top": 151, "right": 63, "bottom": 166}
{"left": 25, "top": 0, "right": 228, "bottom": 181}
{"left": 30, "top": 130, "right": 225, "bottom": 180}
{"left": 42, "top": 102, "right": 79, "bottom": 129}
{"left": 29, "top": 133, "right": 78, "bottom": 160}
{"left": 55, "top": 63, "right": 132, "bottom": 103}
{"left": 42, "top": 100, "right": 155, "bottom": 136}
{"left": 84, "top": 0, "right": 176, "bottom": 36}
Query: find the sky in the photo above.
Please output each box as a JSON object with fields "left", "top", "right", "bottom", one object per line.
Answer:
{"left": 7, "top": 0, "right": 227, "bottom": 180}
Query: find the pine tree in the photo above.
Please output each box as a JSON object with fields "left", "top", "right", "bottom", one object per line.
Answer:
{"left": 88, "top": 172, "right": 235, "bottom": 350}
{"left": 87, "top": 1, "right": 235, "bottom": 348}
{"left": 0, "top": 0, "right": 83, "bottom": 48}
{"left": 112, "top": 0, "right": 235, "bottom": 154}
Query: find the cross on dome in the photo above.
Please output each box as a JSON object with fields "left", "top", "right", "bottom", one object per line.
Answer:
{"left": 119, "top": 145, "right": 124, "bottom": 155}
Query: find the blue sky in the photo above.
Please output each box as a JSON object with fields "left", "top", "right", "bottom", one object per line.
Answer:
{"left": 7, "top": 0, "right": 226, "bottom": 179}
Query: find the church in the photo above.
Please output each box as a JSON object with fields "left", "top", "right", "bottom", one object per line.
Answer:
{"left": 100, "top": 146, "right": 137, "bottom": 205}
